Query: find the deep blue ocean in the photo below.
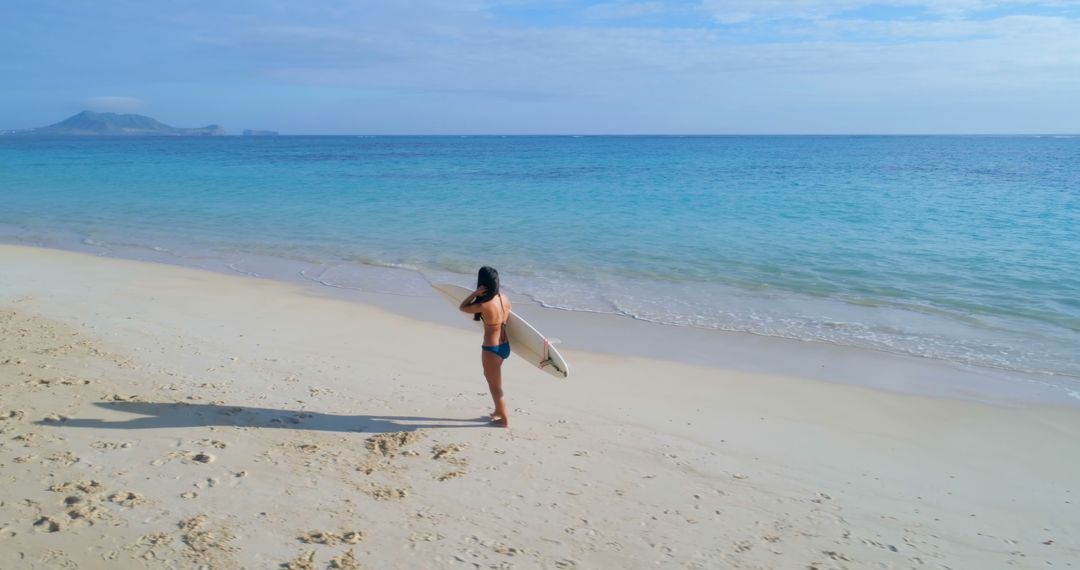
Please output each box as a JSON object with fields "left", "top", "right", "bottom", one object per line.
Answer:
{"left": 1, "top": 136, "right": 1078, "bottom": 396}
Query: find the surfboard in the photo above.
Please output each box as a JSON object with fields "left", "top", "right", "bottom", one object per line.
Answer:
{"left": 432, "top": 283, "right": 570, "bottom": 379}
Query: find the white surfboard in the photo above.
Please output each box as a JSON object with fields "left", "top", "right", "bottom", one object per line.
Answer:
{"left": 432, "top": 283, "right": 570, "bottom": 379}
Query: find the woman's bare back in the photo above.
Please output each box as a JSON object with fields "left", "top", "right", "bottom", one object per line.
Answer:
{"left": 480, "top": 293, "right": 512, "bottom": 346}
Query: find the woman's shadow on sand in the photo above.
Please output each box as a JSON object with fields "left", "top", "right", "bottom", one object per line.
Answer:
{"left": 37, "top": 401, "right": 493, "bottom": 433}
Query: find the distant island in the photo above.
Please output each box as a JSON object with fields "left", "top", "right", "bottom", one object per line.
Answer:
{"left": 7, "top": 110, "right": 226, "bottom": 136}
{"left": 243, "top": 129, "right": 279, "bottom": 136}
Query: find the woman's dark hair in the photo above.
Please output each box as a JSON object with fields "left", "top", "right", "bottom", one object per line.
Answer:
{"left": 472, "top": 266, "right": 499, "bottom": 321}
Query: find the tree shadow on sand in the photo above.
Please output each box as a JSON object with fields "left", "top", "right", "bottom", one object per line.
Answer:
{"left": 36, "top": 401, "right": 493, "bottom": 434}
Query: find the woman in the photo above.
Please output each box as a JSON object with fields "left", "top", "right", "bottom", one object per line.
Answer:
{"left": 458, "top": 266, "right": 512, "bottom": 427}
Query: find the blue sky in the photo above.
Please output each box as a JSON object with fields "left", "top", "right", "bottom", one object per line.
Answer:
{"left": 2, "top": 0, "right": 1078, "bottom": 134}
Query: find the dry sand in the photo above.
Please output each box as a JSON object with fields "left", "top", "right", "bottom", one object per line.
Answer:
{"left": 0, "top": 244, "right": 1077, "bottom": 569}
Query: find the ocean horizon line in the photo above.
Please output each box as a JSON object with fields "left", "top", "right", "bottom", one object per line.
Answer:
{"left": 4, "top": 131, "right": 1078, "bottom": 138}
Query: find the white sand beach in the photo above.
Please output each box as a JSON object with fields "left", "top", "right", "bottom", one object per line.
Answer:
{"left": 1, "top": 244, "right": 1077, "bottom": 569}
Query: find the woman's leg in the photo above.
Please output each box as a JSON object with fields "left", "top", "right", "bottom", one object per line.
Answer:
{"left": 482, "top": 350, "right": 509, "bottom": 427}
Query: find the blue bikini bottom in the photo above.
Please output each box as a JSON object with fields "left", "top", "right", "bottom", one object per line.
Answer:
{"left": 481, "top": 342, "right": 511, "bottom": 360}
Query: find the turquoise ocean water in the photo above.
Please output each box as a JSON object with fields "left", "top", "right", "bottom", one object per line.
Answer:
{"left": 1, "top": 136, "right": 1078, "bottom": 399}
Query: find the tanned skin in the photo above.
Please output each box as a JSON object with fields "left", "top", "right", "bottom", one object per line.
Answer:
{"left": 459, "top": 286, "right": 512, "bottom": 427}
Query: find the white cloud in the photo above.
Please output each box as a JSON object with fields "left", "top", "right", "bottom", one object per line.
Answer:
{"left": 700, "top": 0, "right": 1078, "bottom": 23}
{"left": 80, "top": 96, "right": 144, "bottom": 112}
{"left": 50, "top": 0, "right": 1077, "bottom": 132}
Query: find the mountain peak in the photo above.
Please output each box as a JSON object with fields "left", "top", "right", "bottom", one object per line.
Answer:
{"left": 30, "top": 111, "right": 226, "bottom": 136}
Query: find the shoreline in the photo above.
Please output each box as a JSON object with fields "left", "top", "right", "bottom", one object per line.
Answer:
{"left": 1, "top": 243, "right": 1078, "bottom": 568}
{"left": 3, "top": 240, "right": 1077, "bottom": 408}
{"left": 4, "top": 134, "right": 1078, "bottom": 388}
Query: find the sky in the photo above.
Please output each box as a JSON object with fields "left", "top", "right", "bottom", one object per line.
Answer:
{"left": 2, "top": 0, "right": 1079, "bottom": 134}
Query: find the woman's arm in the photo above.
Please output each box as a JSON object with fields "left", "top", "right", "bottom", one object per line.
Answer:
{"left": 459, "top": 286, "right": 486, "bottom": 314}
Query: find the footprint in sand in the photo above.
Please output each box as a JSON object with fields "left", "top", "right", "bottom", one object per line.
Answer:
{"left": 282, "top": 550, "right": 316, "bottom": 570}
{"left": 298, "top": 530, "right": 364, "bottom": 545}
{"left": 189, "top": 452, "right": 216, "bottom": 464}
{"left": 66, "top": 502, "right": 109, "bottom": 525}
{"left": 367, "top": 486, "right": 409, "bottom": 501}
{"left": 436, "top": 470, "right": 465, "bottom": 482}
{"left": 367, "top": 432, "right": 425, "bottom": 458}
{"left": 127, "top": 532, "right": 175, "bottom": 560}
{"left": 50, "top": 480, "right": 106, "bottom": 495}
{"left": 431, "top": 443, "right": 469, "bottom": 466}
{"left": 105, "top": 394, "right": 143, "bottom": 402}
{"left": 823, "top": 550, "right": 853, "bottom": 561}
{"left": 295, "top": 443, "right": 321, "bottom": 454}
{"left": 90, "top": 440, "right": 134, "bottom": 450}
{"left": 357, "top": 431, "right": 426, "bottom": 474}
{"left": 1, "top": 410, "right": 26, "bottom": 421}
{"left": 179, "top": 514, "right": 236, "bottom": 564}
{"left": 109, "top": 491, "right": 144, "bottom": 507}
{"left": 328, "top": 549, "right": 361, "bottom": 570}
{"left": 45, "top": 451, "right": 80, "bottom": 466}
{"left": 33, "top": 516, "right": 61, "bottom": 533}
{"left": 12, "top": 432, "right": 42, "bottom": 446}
{"left": 409, "top": 532, "right": 446, "bottom": 543}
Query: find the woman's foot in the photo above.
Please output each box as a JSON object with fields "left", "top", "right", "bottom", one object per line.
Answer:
{"left": 489, "top": 411, "right": 508, "bottom": 427}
